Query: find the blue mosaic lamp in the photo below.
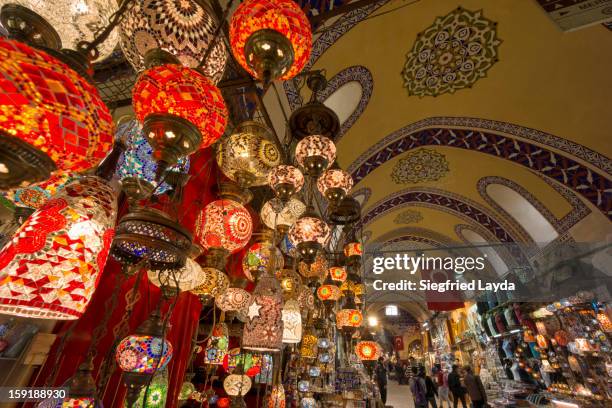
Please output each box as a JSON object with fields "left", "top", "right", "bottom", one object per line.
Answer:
{"left": 115, "top": 120, "right": 190, "bottom": 203}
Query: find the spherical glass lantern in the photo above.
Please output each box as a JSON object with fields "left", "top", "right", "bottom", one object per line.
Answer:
{"left": 115, "top": 119, "right": 190, "bottom": 199}
{"left": 195, "top": 199, "right": 253, "bottom": 254}
{"left": 132, "top": 367, "right": 168, "bottom": 408}
{"left": 268, "top": 165, "right": 304, "bottom": 201}
{"left": 288, "top": 214, "right": 330, "bottom": 263}
{"left": 329, "top": 266, "right": 347, "bottom": 283}
{"left": 217, "top": 121, "right": 281, "bottom": 187}
{"left": 229, "top": 0, "right": 311, "bottom": 83}
{"left": 215, "top": 287, "right": 252, "bottom": 313}
{"left": 0, "top": 38, "right": 113, "bottom": 188}
{"left": 355, "top": 341, "right": 382, "bottom": 361}
{"left": 260, "top": 198, "right": 305, "bottom": 233}
{"left": 279, "top": 269, "right": 301, "bottom": 297}
{"left": 190, "top": 267, "right": 229, "bottom": 299}
{"left": 224, "top": 374, "right": 252, "bottom": 397}
{"left": 298, "top": 253, "right": 328, "bottom": 281}
{"left": 0, "top": 0, "right": 119, "bottom": 60}
{"left": 120, "top": 0, "right": 227, "bottom": 80}
{"left": 242, "top": 241, "right": 284, "bottom": 282}
{"left": 282, "top": 299, "right": 302, "bottom": 344}
{"left": 132, "top": 64, "right": 228, "bottom": 166}
{"left": 316, "top": 285, "right": 341, "bottom": 303}
{"left": 316, "top": 169, "right": 353, "bottom": 204}
{"left": 294, "top": 135, "right": 336, "bottom": 177}
{"left": 0, "top": 177, "right": 117, "bottom": 320}
{"left": 242, "top": 274, "right": 283, "bottom": 352}
{"left": 116, "top": 334, "right": 173, "bottom": 374}
{"left": 147, "top": 258, "right": 205, "bottom": 294}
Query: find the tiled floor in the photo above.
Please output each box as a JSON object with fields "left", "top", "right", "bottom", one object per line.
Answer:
{"left": 385, "top": 380, "right": 415, "bottom": 408}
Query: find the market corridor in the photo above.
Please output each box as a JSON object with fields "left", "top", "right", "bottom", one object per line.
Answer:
{"left": 386, "top": 380, "right": 416, "bottom": 408}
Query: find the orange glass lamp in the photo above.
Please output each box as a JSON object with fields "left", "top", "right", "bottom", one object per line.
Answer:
{"left": 268, "top": 384, "right": 286, "bottom": 408}
{"left": 317, "top": 169, "right": 353, "bottom": 204}
{"left": 0, "top": 176, "right": 117, "bottom": 319}
{"left": 0, "top": 38, "right": 114, "bottom": 189}
{"left": 268, "top": 165, "right": 304, "bottom": 201}
{"left": 336, "top": 294, "right": 363, "bottom": 334}
{"left": 316, "top": 284, "right": 341, "bottom": 304}
{"left": 344, "top": 241, "right": 363, "bottom": 266}
{"left": 195, "top": 199, "right": 253, "bottom": 255}
{"left": 288, "top": 212, "right": 330, "bottom": 264}
{"left": 329, "top": 266, "right": 347, "bottom": 283}
{"left": 132, "top": 64, "right": 228, "bottom": 171}
{"left": 229, "top": 0, "right": 312, "bottom": 83}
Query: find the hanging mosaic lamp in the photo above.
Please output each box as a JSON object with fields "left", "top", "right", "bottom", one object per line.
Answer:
{"left": 229, "top": 0, "right": 311, "bottom": 83}
{"left": 267, "top": 384, "right": 286, "bottom": 408}
{"left": 260, "top": 197, "right": 306, "bottom": 235}
{"left": 195, "top": 199, "right": 253, "bottom": 255}
{"left": 189, "top": 267, "right": 230, "bottom": 301}
{"left": 317, "top": 168, "right": 353, "bottom": 204}
{"left": 336, "top": 294, "right": 363, "bottom": 334}
{"left": 42, "top": 358, "right": 101, "bottom": 407}
{"left": 279, "top": 269, "right": 302, "bottom": 298}
{"left": 0, "top": 0, "right": 119, "bottom": 60}
{"left": 288, "top": 211, "right": 330, "bottom": 264}
{"left": 300, "top": 323, "right": 317, "bottom": 359}
{"left": 355, "top": 340, "right": 382, "bottom": 361}
{"left": 132, "top": 63, "right": 228, "bottom": 169}
{"left": 131, "top": 367, "right": 169, "bottom": 408}
{"left": 242, "top": 239, "right": 284, "bottom": 282}
{"left": 298, "top": 253, "right": 328, "bottom": 282}
{"left": 242, "top": 274, "right": 283, "bottom": 352}
{"left": 120, "top": 0, "right": 227, "bottom": 80}
{"left": 0, "top": 176, "right": 117, "bottom": 319}
{"left": 297, "top": 285, "right": 315, "bottom": 311}
{"left": 282, "top": 299, "right": 302, "bottom": 344}
{"left": 0, "top": 38, "right": 113, "bottom": 189}
{"left": 111, "top": 207, "right": 192, "bottom": 271}
{"left": 316, "top": 284, "right": 341, "bottom": 304}
{"left": 268, "top": 165, "right": 304, "bottom": 201}
{"left": 217, "top": 121, "right": 282, "bottom": 188}
{"left": 329, "top": 196, "right": 361, "bottom": 225}
{"left": 1, "top": 170, "right": 76, "bottom": 211}
{"left": 329, "top": 266, "right": 347, "bottom": 283}
{"left": 344, "top": 241, "right": 363, "bottom": 266}
{"left": 147, "top": 258, "right": 205, "bottom": 296}
{"left": 115, "top": 119, "right": 190, "bottom": 202}
{"left": 116, "top": 310, "right": 173, "bottom": 407}
{"left": 215, "top": 287, "right": 253, "bottom": 313}
{"left": 224, "top": 374, "right": 252, "bottom": 397}
{"left": 294, "top": 135, "right": 336, "bottom": 177}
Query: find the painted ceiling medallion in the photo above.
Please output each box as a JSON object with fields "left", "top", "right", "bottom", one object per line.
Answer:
{"left": 391, "top": 148, "right": 449, "bottom": 184}
{"left": 393, "top": 209, "right": 423, "bottom": 224}
{"left": 401, "top": 7, "right": 501, "bottom": 97}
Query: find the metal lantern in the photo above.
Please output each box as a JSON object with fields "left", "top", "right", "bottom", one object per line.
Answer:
{"left": 0, "top": 38, "right": 113, "bottom": 189}
{"left": 132, "top": 64, "right": 228, "bottom": 167}
{"left": 147, "top": 258, "right": 205, "bottom": 295}
{"left": 0, "top": 0, "right": 119, "bottom": 60}
{"left": 242, "top": 241, "right": 284, "bottom": 282}
{"left": 0, "top": 177, "right": 117, "bottom": 320}
{"left": 195, "top": 199, "right": 253, "bottom": 254}
{"left": 279, "top": 269, "right": 302, "bottom": 298}
{"left": 294, "top": 135, "right": 336, "bottom": 177}
{"left": 111, "top": 207, "right": 192, "bottom": 271}
{"left": 242, "top": 274, "right": 283, "bottom": 352}
{"left": 300, "top": 326, "right": 317, "bottom": 359}
{"left": 268, "top": 165, "right": 304, "bottom": 201}
{"left": 119, "top": 0, "right": 227, "bottom": 81}
{"left": 297, "top": 285, "right": 315, "bottom": 310}
{"left": 316, "top": 169, "right": 353, "bottom": 204}
{"left": 260, "top": 198, "right": 306, "bottom": 234}
{"left": 282, "top": 299, "right": 302, "bottom": 344}
{"left": 217, "top": 121, "right": 281, "bottom": 188}
{"left": 288, "top": 213, "right": 330, "bottom": 264}
{"left": 229, "top": 0, "right": 311, "bottom": 83}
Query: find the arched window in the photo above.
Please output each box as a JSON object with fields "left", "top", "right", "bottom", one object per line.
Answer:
{"left": 323, "top": 81, "right": 363, "bottom": 125}
{"left": 485, "top": 183, "right": 558, "bottom": 246}
{"left": 461, "top": 228, "right": 509, "bottom": 276}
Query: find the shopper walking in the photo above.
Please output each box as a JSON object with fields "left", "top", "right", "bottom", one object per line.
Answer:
{"left": 463, "top": 365, "right": 488, "bottom": 408}
{"left": 437, "top": 365, "right": 452, "bottom": 408}
{"left": 410, "top": 367, "right": 428, "bottom": 408}
{"left": 374, "top": 357, "right": 388, "bottom": 405}
{"left": 447, "top": 365, "right": 467, "bottom": 408}
{"left": 424, "top": 368, "right": 439, "bottom": 408}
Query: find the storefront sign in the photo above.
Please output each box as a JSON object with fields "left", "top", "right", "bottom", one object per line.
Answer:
{"left": 535, "top": 0, "right": 612, "bottom": 31}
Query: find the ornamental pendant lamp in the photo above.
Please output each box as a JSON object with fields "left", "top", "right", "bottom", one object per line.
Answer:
{"left": 242, "top": 229, "right": 284, "bottom": 282}
{"left": 294, "top": 135, "right": 336, "bottom": 177}
{"left": 288, "top": 208, "right": 330, "bottom": 264}
{"left": 0, "top": 176, "right": 117, "bottom": 319}
{"left": 317, "top": 168, "right": 353, "bottom": 205}
{"left": 242, "top": 274, "right": 284, "bottom": 352}
{"left": 190, "top": 249, "right": 230, "bottom": 304}
{"left": 0, "top": 37, "right": 113, "bottom": 189}
{"left": 229, "top": 0, "right": 312, "bottom": 84}
{"left": 260, "top": 197, "right": 306, "bottom": 236}
{"left": 268, "top": 165, "right": 304, "bottom": 201}
{"left": 355, "top": 330, "right": 381, "bottom": 375}
{"left": 282, "top": 299, "right": 302, "bottom": 344}
{"left": 147, "top": 257, "right": 206, "bottom": 297}
{"left": 336, "top": 292, "right": 363, "bottom": 335}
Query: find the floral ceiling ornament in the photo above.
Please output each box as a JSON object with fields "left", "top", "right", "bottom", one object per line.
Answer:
{"left": 391, "top": 148, "right": 449, "bottom": 184}
{"left": 394, "top": 209, "right": 424, "bottom": 224}
{"left": 401, "top": 7, "right": 501, "bottom": 97}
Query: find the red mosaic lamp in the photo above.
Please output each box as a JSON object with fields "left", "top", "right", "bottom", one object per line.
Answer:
{"left": 0, "top": 176, "right": 117, "bottom": 319}
{"left": 194, "top": 198, "right": 253, "bottom": 255}
{"left": 229, "top": 0, "right": 312, "bottom": 84}
{"left": 0, "top": 37, "right": 114, "bottom": 189}
{"left": 132, "top": 64, "right": 228, "bottom": 173}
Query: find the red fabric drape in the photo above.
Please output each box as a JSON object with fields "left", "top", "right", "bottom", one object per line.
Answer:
{"left": 30, "top": 149, "right": 218, "bottom": 408}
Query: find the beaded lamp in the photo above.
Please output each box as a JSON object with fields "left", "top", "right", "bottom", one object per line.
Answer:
{"left": 355, "top": 340, "right": 381, "bottom": 361}
{"left": 120, "top": 0, "right": 227, "bottom": 81}
{"left": 242, "top": 274, "right": 283, "bottom": 352}
{"left": 336, "top": 294, "right": 363, "bottom": 334}
{"left": 229, "top": 0, "right": 311, "bottom": 83}
{"left": 204, "top": 323, "right": 229, "bottom": 365}
{"left": 0, "top": 176, "right": 117, "bottom": 320}
{"left": 268, "top": 165, "right": 304, "bottom": 201}
{"left": 316, "top": 169, "right": 353, "bottom": 204}
{"left": 282, "top": 299, "right": 302, "bottom": 344}
{"left": 132, "top": 64, "right": 228, "bottom": 168}
{"left": 0, "top": 0, "right": 119, "bottom": 60}
{"left": 195, "top": 199, "right": 253, "bottom": 255}
{"left": 242, "top": 241, "right": 284, "bottom": 282}
{"left": 0, "top": 38, "right": 113, "bottom": 189}
{"left": 217, "top": 121, "right": 282, "bottom": 188}
{"left": 288, "top": 212, "right": 330, "bottom": 264}
{"left": 260, "top": 197, "right": 306, "bottom": 234}
{"left": 147, "top": 258, "right": 205, "bottom": 295}
{"left": 294, "top": 135, "right": 336, "bottom": 177}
